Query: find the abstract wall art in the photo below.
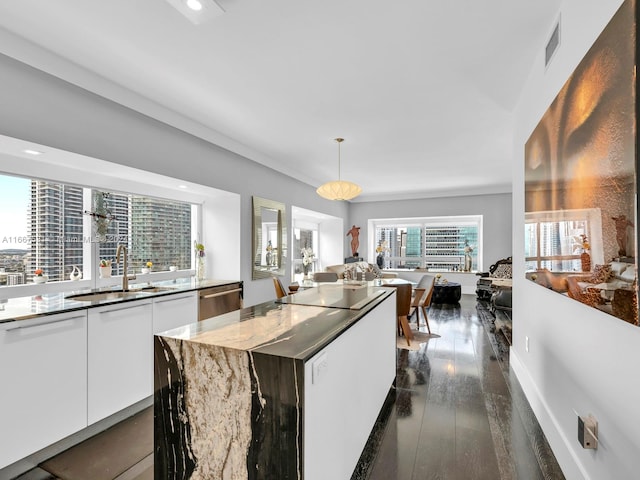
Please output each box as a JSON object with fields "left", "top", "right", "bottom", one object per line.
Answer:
{"left": 524, "top": 0, "right": 638, "bottom": 325}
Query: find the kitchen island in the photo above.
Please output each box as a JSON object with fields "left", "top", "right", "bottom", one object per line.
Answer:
{"left": 154, "top": 283, "right": 396, "bottom": 480}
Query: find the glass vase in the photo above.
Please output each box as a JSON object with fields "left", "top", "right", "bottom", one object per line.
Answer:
{"left": 580, "top": 251, "right": 591, "bottom": 272}
{"left": 197, "top": 256, "right": 205, "bottom": 281}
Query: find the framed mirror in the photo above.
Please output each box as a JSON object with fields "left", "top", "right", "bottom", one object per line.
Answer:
{"left": 252, "top": 196, "right": 287, "bottom": 279}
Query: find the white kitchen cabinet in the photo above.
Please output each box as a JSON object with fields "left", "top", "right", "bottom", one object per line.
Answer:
{"left": 152, "top": 291, "right": 198, "bottom": 334}
{"left": 0, "top": 311, "right": 88, "bottom": 469}
{"left": 87, "top": 300, "right": 153, "bottom": 425}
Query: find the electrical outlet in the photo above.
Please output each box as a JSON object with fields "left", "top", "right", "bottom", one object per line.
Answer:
{"left": 578, "top": 414, "right": 598, "bottom": 449}
{"left": 525, "top": 336, "right": 530, "bottom": 352}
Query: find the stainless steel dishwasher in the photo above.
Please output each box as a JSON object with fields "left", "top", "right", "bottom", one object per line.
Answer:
{"left": 198, "top": 282, "right": 243, "bottom": 321}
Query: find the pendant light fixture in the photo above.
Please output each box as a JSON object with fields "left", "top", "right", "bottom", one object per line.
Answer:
{"left": 316, "top": 138, "right": 362, "bottom": 201}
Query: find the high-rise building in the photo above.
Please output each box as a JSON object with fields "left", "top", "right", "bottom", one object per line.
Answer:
{"left": 28, "top": 181, "right": 83, "bottom": 282}
{"left": 128, "top": 196, "right": 191, "bottom": 272}
{"left": 25, "top": 184, "right": 192, "bottom": 283}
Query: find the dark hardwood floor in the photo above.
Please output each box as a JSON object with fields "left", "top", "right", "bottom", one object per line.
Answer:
{"left": 16, "top": 295, "right": 564, "bottom": 480}
{"left": 357, "top": 296, "right": 564, "bottom": 480}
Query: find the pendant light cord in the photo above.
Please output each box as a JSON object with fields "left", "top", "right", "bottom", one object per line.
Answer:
{"left": 336, "top": 137, "right": 344, "bottom": 181}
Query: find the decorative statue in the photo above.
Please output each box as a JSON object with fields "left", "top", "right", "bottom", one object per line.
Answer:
{"left": 347, "top": 225, "right": 361, "bottom": 257}
{"left": 612, "top": 215, "right": 633, "bottom": 257}
{"left": 463, "top": 240, "right": 473, "bottom": 272}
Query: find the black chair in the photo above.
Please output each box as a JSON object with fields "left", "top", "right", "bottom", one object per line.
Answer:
{"left": 476, "top": 257, "right": 512, "bottom": 300}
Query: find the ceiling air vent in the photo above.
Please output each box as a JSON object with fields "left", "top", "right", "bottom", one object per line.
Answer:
{"left": 545, "top": 17, "right": 561, "bottom": 67}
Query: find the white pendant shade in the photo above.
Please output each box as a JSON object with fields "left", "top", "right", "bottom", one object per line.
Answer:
{"left": 317, "top": 137, "right": 362, "bottom": 201}
{"left": 316, "top": 180, "right": 362, "bottom": 200}
{"left": 316, "top": 180, "right": 362, "bottom": 201}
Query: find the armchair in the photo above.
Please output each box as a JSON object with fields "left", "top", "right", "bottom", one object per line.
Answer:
{"left": 325, "top": 262, "right": 397, "bottom": 279}
{"left": 476, "top": 257, "right": 512, "bottom": 301}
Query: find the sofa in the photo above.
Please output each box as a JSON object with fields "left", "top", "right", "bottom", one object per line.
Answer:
{"left": 325, "top": 262, "right": 398, "bottom": 280}
{"left": 566, "top": 261, "right": 637, "bottom": 321}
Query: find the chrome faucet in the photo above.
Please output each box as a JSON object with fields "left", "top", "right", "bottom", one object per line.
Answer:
{"left": 116, "top": 244, "right": 136, "bottom": 291}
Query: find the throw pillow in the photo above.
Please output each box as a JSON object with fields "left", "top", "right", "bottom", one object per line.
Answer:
{"left": 621, "top": 266, "right": 636, "bottom": 282}
{"left": 369, "top": 263, "right": 383, "bottom": 279}
{"left": 610, "top": 261, "right": 628, "bottom": 277}
{"left": 590, "top": 264, "right": 612, "bottom": 283}
{"left": 355, "top": 261, "right": 370, "bottom": 272}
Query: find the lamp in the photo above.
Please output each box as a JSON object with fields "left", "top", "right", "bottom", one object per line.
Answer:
{"left": 316, "top": 138, "right": 362, "bottom": 201}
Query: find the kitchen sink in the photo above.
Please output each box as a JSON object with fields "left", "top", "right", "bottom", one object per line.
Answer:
{"left": 134, "top": 286, "right": 177, "bottom": 293}
{"left": 66, "top": 291, "right": 146, "bottom": 302}
{"left": 66, "top": 286, "right": 178, "bottom": 302}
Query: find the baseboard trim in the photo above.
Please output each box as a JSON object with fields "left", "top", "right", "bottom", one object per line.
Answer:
{"left": 510, "top": 350, "right": 589, "bottom": 480}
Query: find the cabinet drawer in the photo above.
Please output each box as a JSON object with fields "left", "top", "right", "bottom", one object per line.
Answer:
{"left": 88, "top": 300, "right": 153, "bottom": 424}
{"left": 0, "top": 311, "right": 88, "bottom": 469}
{"left": 153, "top": 291, "right": 198, "bottom": 334}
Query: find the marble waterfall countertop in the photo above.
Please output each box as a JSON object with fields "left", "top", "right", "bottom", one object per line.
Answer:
{"left": 154, "top": 283, "right": 396, "bottom": 479}
{"left": 161, "top": 283, "right": 393, "bottom": 361}
{"left": 0, "top": 278, "right": 241, "bottom": 324}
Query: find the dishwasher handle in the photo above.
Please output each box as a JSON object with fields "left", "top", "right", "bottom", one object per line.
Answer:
{"left": 200, "top": 287, "right": 243, "bottom": 300}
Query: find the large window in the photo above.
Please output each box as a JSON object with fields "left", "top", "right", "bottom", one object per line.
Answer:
{"left": 525, "top": 208, "right": 602, "bottom": 272}
{"left": 293, "top": 225, "right": 318, "bottom": 276}
{"left": 372, "top": 216, "right": 482, "bottom": 271}
{"left": 0, "top": 174, "right": 195, "bottom": 288}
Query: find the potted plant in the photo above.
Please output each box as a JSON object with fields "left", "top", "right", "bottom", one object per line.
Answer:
{"left": 99, "top": 259, "right": 112, "bottom": 278}
{"left": 301, "top": 247, "right": 315, "bottom": 279}
{"left": 194, "top": 242, "right": 205, "bottom": 281}
{"left": 141, "top": 261, "right": 153, "bottom": 274}
{"left": 33, "top": 268, "right": 48, "bottom": 284}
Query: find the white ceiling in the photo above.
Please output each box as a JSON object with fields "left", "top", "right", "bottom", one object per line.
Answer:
{"left": 0, "top": 0, "right": 562, "bottom": 201}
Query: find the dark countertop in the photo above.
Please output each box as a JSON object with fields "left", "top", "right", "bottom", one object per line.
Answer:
{"left": 160, "top": 284, "right": 394, "bottom": 362}
{"left": 0, "top": 278, "right": 242, "bottom": 324}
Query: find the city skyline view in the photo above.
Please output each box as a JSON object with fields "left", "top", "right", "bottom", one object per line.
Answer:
{"left": 0, "top": 174, "right": 30, "bottom": 250}
{"left": 0, "top": 173, "right": 193, "bottom": 286}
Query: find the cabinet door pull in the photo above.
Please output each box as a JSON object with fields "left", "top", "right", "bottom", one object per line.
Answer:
{"left": 5, "top": 314, "right": 85, "bottom": 331}
{"left": 154, "top": 294, "right": 193, "bottom": 304}
{"left": 99, "top": 302, "right": 151, "bottom": 315}
{"left": 201, "top": 288, "right": 242, "bottom": 299}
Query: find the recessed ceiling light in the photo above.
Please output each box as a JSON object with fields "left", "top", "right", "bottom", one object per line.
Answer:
{"left": 186, "top": 0, "right": 203, "bottom": 11}
{"left": 178, "top": 184, "right": 188, "bottom": 189}
{"left": 164, "top": 0, "right": 224, "bottom": 25}
{"left": 23, "top": 149, "right": 43, "bottom": 155}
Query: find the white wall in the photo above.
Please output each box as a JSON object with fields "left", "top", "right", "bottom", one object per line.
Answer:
{"left": 0, "top": 52, "right": 349, "bottom": 307}
{"left": 512, "top": 1, "right": 640, "bottom": 479}
{"left": 318, "top": 218, "right": 344, "bottom": 270}
{"left": 203, "top": 193, "right": 241, "bottom": 281}
{"left": 349, "top": 193, "right": 512, "bottom": 270}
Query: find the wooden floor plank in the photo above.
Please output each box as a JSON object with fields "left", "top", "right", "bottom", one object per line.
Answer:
{"left": 15, "top": 295, "right": 565, "bottom": 480}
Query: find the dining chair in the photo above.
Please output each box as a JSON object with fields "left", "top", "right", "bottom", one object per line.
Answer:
{"left": 273, "top": 276, "right": 288, "bottom": 299}
{"left": 409, "top": 287, "right": 426, "bottom": 329}
{"left": 313, "top": 272, "right": 339, "bottom": 282}
{"left": 395, "top": 283, "right": 414, "bottom": 346}
{"left": 413, "top": 275, "right": 435, "bottom": 333}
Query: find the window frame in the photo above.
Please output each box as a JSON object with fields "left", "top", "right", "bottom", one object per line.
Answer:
{"left": 524, "top": 208, "right": 604, "bottom": 272}
{"left": 0, "top": 173, "right": 201, "bottom": 299}
{"left": 292, "top": 221, "right": 320, "bottom": 278}
{"left": 369, "top": 215, "right": 483, "bottom": 272}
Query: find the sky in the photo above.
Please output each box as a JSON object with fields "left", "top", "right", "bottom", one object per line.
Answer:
{"left": 0, "top": 174, "right": 30, "bottom": 250}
